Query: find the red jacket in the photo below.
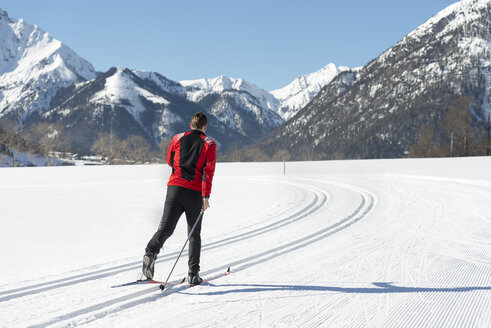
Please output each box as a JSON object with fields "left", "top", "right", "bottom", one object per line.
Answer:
{"left": 166, "top": 130, "right": 217, "bottom": 198}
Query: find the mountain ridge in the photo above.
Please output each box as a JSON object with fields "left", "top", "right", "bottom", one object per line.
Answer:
{"left": 271, "top": 63, "right": 352, "bottom": 120}
{"left": 253, "top": 0, "right": 491, "bottom": 160}
{"left": 0, "top": 8, "right": 96, "bottom": 121}
{"left": 0, "top": 7, "right": 345, "bottom": 154}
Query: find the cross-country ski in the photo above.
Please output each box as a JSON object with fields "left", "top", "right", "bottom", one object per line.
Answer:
{"left": 111, "top": 278, "right": 186, "bottom": 288}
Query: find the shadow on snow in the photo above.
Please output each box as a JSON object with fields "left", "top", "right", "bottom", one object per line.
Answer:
{"left": 180, "top": 282, "right": 491, "bottom": 296}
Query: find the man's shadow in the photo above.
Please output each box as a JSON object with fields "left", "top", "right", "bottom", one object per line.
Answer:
{"left": 181, "top": 282, "right": 491, "bottom": 296}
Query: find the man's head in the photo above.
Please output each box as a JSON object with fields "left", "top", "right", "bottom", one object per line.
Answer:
{"left": 190, "top": 112, "right": 208, "bottom": 132}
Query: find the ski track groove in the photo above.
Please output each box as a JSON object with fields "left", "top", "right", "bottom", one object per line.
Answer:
{"left": 478, "top": 275, "right": 491, "bottom": 326}
{"left": 31, "top": 179, "right": 374, "bottom": 328}
{"left": 449, "top": 259, "right": 479, "bottom": 325}
{"left": 330, "top": 176, "right": 490, "bottom": 328}
{"left": 381, "top": 179, "right": 490, "bottom": 328}
{"left": 13, "top": 175, "right": 490, "bottom": 328}
{"left": 16, "top": 178, "right": 324, "bottom": 326}
{"left": 458, "top": 266, "right": 488, "bottom": 327}
{"left": 0, "top": 178, "right": 321, "bottom": 302}
{"left": 454, "top": 266, "right": 475, "bottom": 327}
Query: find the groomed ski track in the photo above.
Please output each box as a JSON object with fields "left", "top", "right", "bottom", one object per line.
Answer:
{"left": 0, "top": 158, "right": 490, "bottom": 327}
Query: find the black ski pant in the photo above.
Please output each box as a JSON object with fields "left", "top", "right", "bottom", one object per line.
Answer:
{"left": 145, "top": 185, "right": 203, "bottom": 274}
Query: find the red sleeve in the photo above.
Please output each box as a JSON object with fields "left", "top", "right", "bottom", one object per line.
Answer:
{"left": 166, "top": 136, "right": 176, "bottom": 167}
{"left": 202, "top": 141, "right": 217, "bottom": 198}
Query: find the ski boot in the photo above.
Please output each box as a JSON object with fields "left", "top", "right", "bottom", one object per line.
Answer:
{"left": 188, "top": 271, "right": 203, "bottom": 286}
{"left": 142, "top": 251, "right": 157, "bottom": 280}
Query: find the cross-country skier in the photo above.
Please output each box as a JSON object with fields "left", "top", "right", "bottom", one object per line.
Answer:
{"left": 142, "top": 112, "right": 217, "bottom": 286}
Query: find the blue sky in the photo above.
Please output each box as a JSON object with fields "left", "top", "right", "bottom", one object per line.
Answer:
{"left": 2, "top": 0, "right": 457, "bottom": 90}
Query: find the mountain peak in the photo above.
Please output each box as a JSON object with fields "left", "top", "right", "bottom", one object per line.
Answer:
{"left": 179, "top": 75, "right": 274, "bottom": 102}
{"left": 180, "top": 75, "right": 249, "bottom": 92}
{"left": 405, "top": 0, "right": 489, "bottom": 41}
{"left": 0, "top": 9, "right": 96, "bottom": 119}
{"left": 179, "top": 75, "right": 283, "bottom": 133}
{"left": 270, "top": 63, "right": 350, "bottom": 120}
{"left": 254, "top": 0, "right": 491, "bottom": 160}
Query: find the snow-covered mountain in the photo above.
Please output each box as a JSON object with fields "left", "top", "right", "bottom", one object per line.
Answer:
{"left": 89, "top": 67, "right": 178, "bottom": 133}
{"left": 0, "top": 8, "right": 296, "bottom": 152}
{"left": 42, "top": 67, "right": 246, "bottom": 151}
{"left": 0, "top": 8, "right": 96, "bottom": 121}
{"left": 132, "top": 69, "right": 186, "bottom": 97}
{"left": 180, "top": 76, "right": 284, "bottom": 136}
{"left": 181, "top": 75, "right": 280, "bottom": 112}
{"left": 0, "top": 7, "right": 352, "bottom": 154}
{"left": 255, "top": 0, "right": 491, "bottom": 160}
{"left": 271, "top": 63, "right": 351, "bottom": 120}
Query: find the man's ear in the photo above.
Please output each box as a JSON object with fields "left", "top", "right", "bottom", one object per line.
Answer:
{"left": 190, "top": 123, "right": 193, "bottom": 130}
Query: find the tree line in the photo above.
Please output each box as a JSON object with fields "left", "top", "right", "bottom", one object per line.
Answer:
{"left": 409, "top": 97, "right": 490, "bottom": 158}
{"left": 219, "top": 143, "right": 293, "bottom": 162}
{"left": 0, "top": 121, "right": 49, "bottom": 166}
{"left": 90, "top": 133, "right": 168, "bottom": 165}
{"left": 0, "top": 119, "right": 165, "bottom": 166}
{"left": 2, "top": 96, "right": 489, "bottom": 166}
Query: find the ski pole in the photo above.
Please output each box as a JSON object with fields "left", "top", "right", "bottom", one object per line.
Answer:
{"left": 160, "top": 210, "right": 204, "bottom": 291}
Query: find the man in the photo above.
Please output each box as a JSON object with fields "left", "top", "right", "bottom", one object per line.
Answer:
{"left": 143, "top": 112, "right": 217, "bottom": 286}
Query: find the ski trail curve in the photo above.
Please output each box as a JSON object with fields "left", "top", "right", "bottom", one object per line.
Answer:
{"left": 31, "top": 179, "right": 373, "bottom": 328}
{"left": 0, "top": 178, "right": 324, "bottom": 302}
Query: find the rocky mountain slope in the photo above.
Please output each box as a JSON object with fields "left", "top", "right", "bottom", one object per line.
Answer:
{"left": 7, "top": 0, "right": 486, "bottom": 160}
{"left": 254, "top": 0, "right": 491, "bottom": 160}
{"left": 0, "top": 7, "right": 324, "bottom": 154}
{"left": 37, "top": 67, "right": 246, "bottom": 151}
{"left": 180, "top": 76, "right": 284, "bottom": 138}
{"left": 0, "top": 6, "right": 356, "bottom": 155}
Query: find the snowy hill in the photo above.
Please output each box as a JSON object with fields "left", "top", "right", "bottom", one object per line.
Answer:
{"left": 255, "top": 0, "right": 491, "bottom": 160}
{"left": 0, "top": 8, "right": 96, "bottom": 121}
{"left": 271, "top": 63, "right": 351, "bottom": 120}
{"left": 0, "top": 157, "right": 490, "bottom": 327}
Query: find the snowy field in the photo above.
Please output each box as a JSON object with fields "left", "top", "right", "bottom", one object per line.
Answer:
{"left": 0, "top": 157, "right": 490, "bottom": 327}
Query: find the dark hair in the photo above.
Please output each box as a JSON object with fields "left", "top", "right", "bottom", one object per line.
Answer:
{"left": 190, "top": 112, "right": 208, "bottom": 130}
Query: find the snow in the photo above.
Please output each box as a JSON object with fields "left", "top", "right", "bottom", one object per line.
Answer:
{"left": 0, "top": 9, "right": 96, "bottom": 118}
{"left": 180, "top": 75, "right": 263, "bottom": 95}
{"left": 179, "top": 75, "right": 284, "bottom": 133}
{"left": 179, "top": 66, "right": 355, "bottom": 123}
{"left": 132, "top": 70, "right": 185, "bottom": 96}
{"left": 456, "top": 34, "right": 491, "bottom": 118}
{"left": 406, "top": 0, "right": 490, "bottom": 40}
{"left": 91, "top": 67, "right": 171, "bottom": 123}
{"left": 377, "top": 0, "right": 490, "bottom": 73}
{"left": 180, "top": 75, "right": 282, "bottom": 115}
{"left": 483, "top": 67, "right": 491, "bottom": 117}
{"left": 157, "top": 107, "right": 184, "bottom": 137}
{"left": 271, "top": 63, "right": 350, "bottom": 120}
{"left": 0, "top": 157, "right": 490, "bottom": 327}
{"left": 0, "top": 150, "right": 64, "bottom": 167}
